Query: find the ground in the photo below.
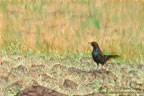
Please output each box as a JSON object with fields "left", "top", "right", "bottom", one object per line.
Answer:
{"left": 0, "top": 1, "right": 144, "bottom": 96}
{"left": 0, "top": 54, "right": 144, "bottom": 96}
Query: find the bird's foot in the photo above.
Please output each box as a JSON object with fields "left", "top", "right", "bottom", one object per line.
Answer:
{"left": 98, "top": 68, "right": 105, "bottom": 71}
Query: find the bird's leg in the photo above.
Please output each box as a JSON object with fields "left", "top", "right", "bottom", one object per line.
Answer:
{"left": 99, "top": 64, "right": 103, "bottom": 70}
{"left": 101, "top": 65, "right": 105, "bottom": 70}
{"left": 91, "top": 58, "right": 94, "bottom": 64}
{"left": 99, "top": 64, "right": 101, "bottom": 70}
{"left": 99, "top": 64, "right": 105, "bottom": 71}
{"left": 97, "top": 63, "right": 99, "bottom": 70}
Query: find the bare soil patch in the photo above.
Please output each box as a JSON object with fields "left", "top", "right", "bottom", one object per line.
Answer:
{"left": 0, "top": 54, "right": 144, "bottom": 96}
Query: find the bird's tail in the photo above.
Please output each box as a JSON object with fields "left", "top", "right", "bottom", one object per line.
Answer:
{"left": 104, "top": 55, "right": 119, "bottom": 62}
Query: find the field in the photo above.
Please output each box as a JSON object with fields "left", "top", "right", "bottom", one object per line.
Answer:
{"left": 0, "top": 0, "right": 144, "bottom": 96}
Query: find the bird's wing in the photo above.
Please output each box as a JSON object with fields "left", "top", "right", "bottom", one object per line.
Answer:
{"left": 98, "top": 47, "right": 104, "bottom": 57}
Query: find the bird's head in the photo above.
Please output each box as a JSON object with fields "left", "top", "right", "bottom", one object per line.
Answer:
{"left": 89, "top": 41, "right": 99, "bottom": 48}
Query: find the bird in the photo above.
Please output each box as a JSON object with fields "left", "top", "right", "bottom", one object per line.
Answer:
{"left": 89, "top": 41, "right": 119, "bottom": 69}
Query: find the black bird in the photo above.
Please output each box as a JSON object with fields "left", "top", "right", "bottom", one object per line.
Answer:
{"left": 89, "top": 42, "right": 119, "bottom": 69}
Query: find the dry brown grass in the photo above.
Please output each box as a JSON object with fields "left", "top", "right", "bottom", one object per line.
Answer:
{"left": 1, "top": 0, "right": 144, "bottom": 61}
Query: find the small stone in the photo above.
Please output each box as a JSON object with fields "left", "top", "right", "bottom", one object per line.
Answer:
{"left": 63, "top": 79, "right": 78, "bottom": 89}
{"left": 16, "top": 65, "right": 27, "bottom": 73}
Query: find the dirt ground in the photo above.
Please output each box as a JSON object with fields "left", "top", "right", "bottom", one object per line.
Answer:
{"left": 0, "top": 54, "right": 144, "bottom": 96}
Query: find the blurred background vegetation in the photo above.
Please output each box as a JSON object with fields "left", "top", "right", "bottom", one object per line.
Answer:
{"left": 0, "top": 0, "right": 144, "bottom": 62}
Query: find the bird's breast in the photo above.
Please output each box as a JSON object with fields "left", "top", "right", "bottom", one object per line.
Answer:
{"left": 92, "top": 48, "right": 99, "bottom": 56}
{"left": 92, "top": 49, "right": 99, "bottom": 59}
{"left": 92, "top": 48, "right": 105, "bottom": 64}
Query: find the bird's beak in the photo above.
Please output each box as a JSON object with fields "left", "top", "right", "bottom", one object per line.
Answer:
{"left": 88, "top": 42, "right": 91, "bottom": 44}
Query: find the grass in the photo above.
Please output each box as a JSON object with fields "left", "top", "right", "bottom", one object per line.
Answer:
{"left": 0, "top": 0, "right": 144, "bottom": 62}
{"left": 0, "top": 0, "right": 144, "bottom": 95}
